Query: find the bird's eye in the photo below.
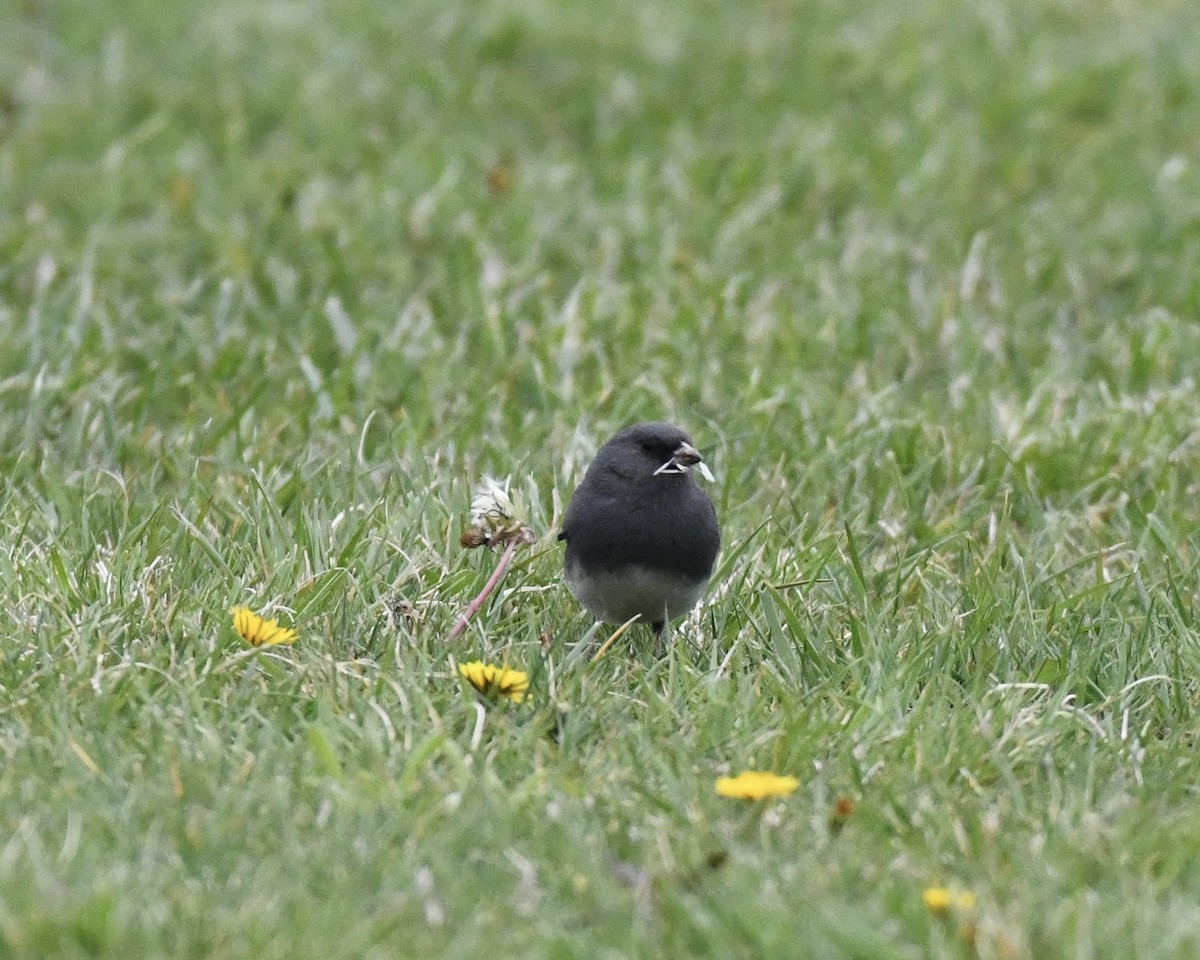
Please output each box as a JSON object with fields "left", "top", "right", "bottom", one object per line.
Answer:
{"left": 640, "top": 442, "right": 654, "bottom": 453}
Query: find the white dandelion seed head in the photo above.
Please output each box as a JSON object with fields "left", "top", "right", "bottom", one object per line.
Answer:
{"left": 462, "top": 476, "right": 536, "bottom": 548}
{"left": 470, "top": 475, "right": 519, "bottom": 533}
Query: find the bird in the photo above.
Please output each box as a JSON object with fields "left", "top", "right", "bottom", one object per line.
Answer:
{"left": 558, "top": 422, "right": 720, "bottom": 634}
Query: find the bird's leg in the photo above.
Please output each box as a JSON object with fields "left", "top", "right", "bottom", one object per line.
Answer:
{"left": 652, "top": 619, "right": 670, "bottom": 657}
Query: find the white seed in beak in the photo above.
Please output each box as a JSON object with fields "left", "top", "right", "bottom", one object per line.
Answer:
{"left": 653, "top": 441, "right": 713, "bottom": 480}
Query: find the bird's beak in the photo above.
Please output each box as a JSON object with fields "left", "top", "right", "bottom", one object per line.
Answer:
{"left": 654, "top": 441, "right": 715, "bottom": 481}
{"left": 672, "top": 441, "right": 702, "bottom": 468}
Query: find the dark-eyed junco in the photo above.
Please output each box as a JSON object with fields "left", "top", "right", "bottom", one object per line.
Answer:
{"left": 558, "top": 422, "right": 720, "bottom": 633}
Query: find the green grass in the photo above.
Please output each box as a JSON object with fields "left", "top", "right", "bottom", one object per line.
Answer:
{"left": 3, "top": 0, "right": 1200, "bottom": 956}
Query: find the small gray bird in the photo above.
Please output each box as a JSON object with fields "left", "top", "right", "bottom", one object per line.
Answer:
{"left": 557, "top": 422, "right": 720, "bottom": 633}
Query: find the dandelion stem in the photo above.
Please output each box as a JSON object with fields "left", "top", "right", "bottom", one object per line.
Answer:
{"left": 469, "top": 702, "right": 487, "bottom": 751}
{"left": 448, "top": 537, "right": 520, "bottom": 641}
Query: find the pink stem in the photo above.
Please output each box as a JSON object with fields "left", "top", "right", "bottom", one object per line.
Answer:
{"left": 448, "top": 538, "right": 520, "bottom": 641}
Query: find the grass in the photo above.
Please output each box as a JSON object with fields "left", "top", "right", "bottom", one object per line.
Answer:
{"left": 3, "top": 0, "right": 1200, "bottom": 956}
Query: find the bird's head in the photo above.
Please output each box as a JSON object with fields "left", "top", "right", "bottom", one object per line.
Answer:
{"left": 602, "top": 422, "right": 715, "bottom": 482}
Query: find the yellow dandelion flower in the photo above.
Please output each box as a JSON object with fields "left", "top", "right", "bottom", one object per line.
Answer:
{"left": 922, "top": 887, "right": 976, "bottom": 914}
{"left": 232, "top": 606, "right": 298, "bottom": 647}
{"left": 714, "top": 771, "right": 800, "bottom": 800}
{"left": 458, "top": 661, "right": 529, "bottom": 703}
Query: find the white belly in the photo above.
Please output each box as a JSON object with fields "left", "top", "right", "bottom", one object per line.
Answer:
{"left": 564, "top": 561, "right": 707, "bottom": 626}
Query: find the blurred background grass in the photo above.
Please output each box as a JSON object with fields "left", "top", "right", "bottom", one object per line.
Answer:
{"left": 3, "top": 0, "right": 1200, "bottom": 957}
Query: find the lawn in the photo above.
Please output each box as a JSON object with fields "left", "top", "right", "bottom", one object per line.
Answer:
{"left": 3, "top": 0, "right": 1200, "bottom": 957}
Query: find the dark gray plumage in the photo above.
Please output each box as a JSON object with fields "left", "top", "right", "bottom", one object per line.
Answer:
{"left": 557, "top": 422, "right": 720, "bottom": 633}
